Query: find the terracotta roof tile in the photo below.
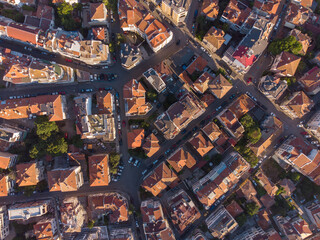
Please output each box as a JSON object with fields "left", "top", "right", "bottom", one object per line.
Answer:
{"left": 16, "top": 162, "right": 39, "bottom": 187}
{"left": 143, "top": 133, "right": 160, "bottom": 157}
{"left": 208, "top": 74, "right": 232, "bottom": 98}
{"left": 89, "top": 154, "right": 109, "bottom": 187}
{"left": 167, "top": 147, "right": 196, "bottom": 172}
{"left": 201, "top": 0, "right": 219, "bottom": 19}
{"left": 189, "top": 132, "right": 214, "bottom": 157}
{"left": 127, "top": 129, "right": 145, "bottom": 149}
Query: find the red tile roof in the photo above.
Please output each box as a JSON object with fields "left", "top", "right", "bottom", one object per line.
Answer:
{"left": 16, "top": 162, "right": 39, "bottom": 187}
{"left": 143, "top": 133, "right": 160, "bottom": 157}
{"left": 89, "top": 154, "right": 109, "bottom": 187}
{"left": 127, "top": 129, "right": 145, "bottom": 149}
{"left": 167, "top": 147, "right": 196, "bottom": 172}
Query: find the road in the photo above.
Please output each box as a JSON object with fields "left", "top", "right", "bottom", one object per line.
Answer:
{"left": 0, "top": 2, "right": 318, "bottom": 239}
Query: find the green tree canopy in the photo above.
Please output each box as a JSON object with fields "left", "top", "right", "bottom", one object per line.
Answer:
{"left": 109, "top": 153, "right": 120, "bottom": 174}
{"left": 245, "top": 202, "right": 259, "bottom": 216}
{"left": 268, "top": 36, "right": 302, "bottom": 55}
{"left": 35, "top": 116, "right": 59, "bottom": 140}
{"left": 240, "top": 114, "right": 256, "bottom": 129}
{"left": 247, "top": 127, "right": 262, "bottom": 144}
{"left": 276, "top": 186, "right": 286, "bottom": 195}
{"left": 47, "top": 138, "right": 68, "bottom": 156}
{"left": 57, "top": 2, "right": 74, "bottom": 16}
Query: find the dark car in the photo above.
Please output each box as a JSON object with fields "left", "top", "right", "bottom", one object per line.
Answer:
{"left": 181, "top": 129, "right": 187, "bottom": 134}
{"left": 176, "top": 40, "right": 180, "bottom": 45}
{"left": 229, "top": 94, "right": 236, "bottom": 100}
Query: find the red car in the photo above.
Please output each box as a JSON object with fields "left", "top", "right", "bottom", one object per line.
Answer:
{"left": 122, "top": 120, "right": 126, "bottom": 127}
{"left": 247, "top": 77, "right": 252, "bottom": 83}
{"left": 301, "top": 131, "right": 308, "bottom": 135}
{"left": 65, "top": 58, "right": 73, "bottom": 63}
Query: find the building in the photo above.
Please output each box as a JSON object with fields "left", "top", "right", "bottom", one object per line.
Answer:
{"left": 307, "top": 109, "right": 320, "bottom": 139}
{"left": 141, "top": 162, "right": 178, "bottom": 196}
{"left": 208, "top": 74, "right": 233, "bottom": 98}
{"left": 217, "top": 94, "right": 256, "bottom": 139}
{"left": 79, "top": 114, "right": 116, "bottom": 141}
{"left": 25, "top": 5, "right": 55, "bottom": 31}
{"left": 188, "top": 131, "right": 214, "bottom": 157}
{"left": 16, "top": 161, "right": 45, "bottom": 187}
{"left": 193, "top": 72, "right": 214, "bottom": 94}
{"left": 284, "top": 3, "right": 310, "bottom": 29}
{"left": 168, "top": 189, "right": 201, "bottom": 233}
{"left": 226, "top": 200, "right": 244, "bottom": 218}
{"left": 258, "top": 75, "right": 288, "bottom": 101}
{"left": 60, "top": 197, "right": 86, "bottom": 233}
{"left": 201, "top": 0, "right": 219, "bottom": 20}
{"left": 312, "top": 52, "right": 320, "bottom": 66}
{"left": 96, "top": 91, "right": 114, "bottom": 114}
{"left": 289, "top": 29, "right": 311, "bottom": 56}
{"left": 0, "top": 206, "right": 9, "bottom": 240}
{"left": 234, "top": 226, "right": 280, "bottom": 240}
{"left": 155, "top": 93, "right": 205, "bottom": 139}
{"left": 253, "top": 0, "right": 281, "bottom": 17}
{"left": 236, "top": 179, "right": 261, "bottom": 208}
{"left": 161, "top": 0, "right": 191, "bottom": 25}
{"left": 0, "top": 152, "right": 18, "bottom": 169}
{"left": 64, "top": 226, "right": 109, "bottom": 239}
{"left": 123, "top": 79, "right": 152, "bottom": 116}
{"left": 298, "top": 67, "right": 320, "bottom": 95}
{"left": 275, "top": 215, "right": 312, "bottom": 239}
{"left": 250, "top": 116, "right": 283, "bottom": 157}
{"left": 143, "top": 68, "right": 166, "bottom": 93}
{"left": 293, "top": 0, "right": 314, "bottom": 8}
{"left": 127, "top": 129, "right": 145, "bottom": 149}
{"left": 143, "top": 133, "right": 160, "bottom": 157}
{"left": 202, "top": 121, "right": 230, "bottom": 153}
{"left": 109, "top": 228, "right": 134, "bottom": 240}
{"left": 92, "top": 27, "right": 107, "bottom": 42}
{"left": 255, "top": 170, "right": 278, "bottom": 197}
{"left": 48, "top": 166, "right": 84, "bottom": 192}
{"left": 167, "top": 147, "right": 196, "bottom": 173}
{"left": 279, "top": 178, "right": 296, "bottom": 197}
{"left": 270, "top": 52, "right": 301, "bottom": 77}
{"left": 304, "top": 200, "right": 320, "bottom": 229}
{"left": 222, "top": 16, "right": 274, "bottom": 74}
{"left": 89, "top": 3, "right": 108, "bottom": 26}
{"left": 120, "top": 43, "right": 143, "bottom": 69}
{"left": 119, "top": 0, "right": 173, "bottom": 52}
{"left": 88, "top": 193, "right": 129, "bottom": 223}
{"left": 205, "top": 206, "right": 238, "bottom": 239}
{"left": 275, "top": 135, "right": 320, "bottom": 185}
{"left": 8, "top": 200, "right": 50, "bottom": 220}
{"left": 33, "top": 218, "right": 59, "bottom": 240}
{"left": 221, "top": 0, "right": 251, "bottom": 31}
{"left": 0, "top": 124, "right": 26, "bottom": 151}
{"left": 89, "top": 154, "right": 110, "bottom": 187}
{"left": 202, "top": 27, "right": 225, "bottom": 53}
{"left": 141, "top": 199, "right": 175, "bottom": 240}
{"left": 192, "top": 152, "right": 250, "bottom": 209}
{"left": 0, "top": 175, "right": 14, "bottom": 197}
{"left": 179, "top": 56, "right": 208, "bottom": 86}
{"left": 74, "top": 94, "right": 92, "bottom": 116}
{"left": 0, "top": 95, "right": 67, "bottom": 121}
{"left": 280, "top": 91, "right": 314, "bottom": 119}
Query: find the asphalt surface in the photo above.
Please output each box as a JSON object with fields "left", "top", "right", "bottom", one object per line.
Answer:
{"left": 0, "top": 2, "right": 319, "bottom": 239}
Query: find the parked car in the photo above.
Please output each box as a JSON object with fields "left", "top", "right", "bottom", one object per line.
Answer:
{"left": 128, "top": 157, "right": 134, "bottom": 164}
{"left": 142, "top": 169, "right": 148, "bottom": 175}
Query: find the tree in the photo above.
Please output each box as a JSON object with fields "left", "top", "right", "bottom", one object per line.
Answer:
{"left": 288, "top": 171, "right": 301, "bottom": 182}
{"left": 57, "top": 2, "right": 74, "bottom": 16}
{"left": 240, "top": 114, "right": 255, "bottom": 129}
{"left": 235, "top": 213, "right": 247, "bottom": 226}
{"left": 245, "top": 202, "right": 259, "bottom": 216}
{"left": 88, "top": 220, "right": 95, "bottom": 229}
{"left": 128, "top": 204, "right": 135, "bottom": 215}
{"left": 268, "top": 36, "right": 302, "bottom": 55}
{"left": 35, "top": 116, "right": 59, "bottom": 140}
{"left": 247, "top": 127, "right": 261, "bottom": 144}
{"left": 276, "top": 186, "right": 286, "bottom": 195}
{"left": 46, "top": 138, "right": 68, "bottom": 156}
{"left": 109, "top": 153, "right": 120, "bottom": 174}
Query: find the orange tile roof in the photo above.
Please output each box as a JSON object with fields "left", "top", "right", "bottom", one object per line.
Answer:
{"left": 273, "top": 52, "right": 301, "bottom": 76}
{"left": 90, "top": 3, "right": 106, "bottom": 21}
{"left": 203, "top": 26, "right": 225, "bottom": 50}
{"left": 201, "top": 0, "right": 219, "bottom": 19}
{"left": 189, "top": 132, "right": 214, "bottom": 157}
{"left": 141, "top": 162, "right": 178, "bottom": 196}
{"left": 0, "top": 152, "right": 16, "bottom": 169}
{"left": 193, "top": 72, "right": 213, "bottom": 93}
{"left": 127, "top": 129, "right": 145, "bottom": 149}
{"left": 0, "top": 175, "right": 9, "bottom": 197}
{"left": 201, "top": 93, "right": 215, "bottom": 107}
{"left": 0, "top": 95, "right": 65, "bottom": 121}
{"left": 92, "top": 27, "right": 105, "bottom": 41}
{"left": 16, "top": 162, "right": 39, "bottom": 187}
{"left": 228, "top": 94, "right": 256, "bottom": 118}
{"left": 289, "top": 29, "right": 311, "bottom": 55}
{"left": 33, "top": 218, "right": 56, "bottom": 240}
{"left": 208, "top": 74, "right": 233, "bottom": 98}
{"left": 298, "top": 67, "right": 320, "bottom": 93}
{"left": 202, "top": 121, "right": 222, "bottom": 142}
{"left": 283, "top": 91, "right": 314, "bottom": 118}
{"left": 96, "top": 91, "right": 113, "bottom": 114}
{"left": 48, "top": 167, "right": 81, "bottom": 192}
{"left": 143, "top": 133, "right": 160, "bottom": 157}
{"left": 254, "top": 0, "right": 281, "bottom": 15}
{"left": 222, "top": 0, "right": 251, "bottom": 26}
{"left": 285, "top": 3, "right": 310, "bottom": 26}
{"left": 6, "top": 22, "right": 41, "bottom": 45}
{"left": 167, "top": 147, "right": 196, "bottom": 172}
{"left": 179, "top": 56, "right": 208, "bottom": 86}
{"left": 89, "top": 154, "right": 109, "bottom": 187}
{"left": 226, "top": 200, "right": 244, "bottom": 218}
{"left": 255, "top": 170, "right": 278, "bottom": 197}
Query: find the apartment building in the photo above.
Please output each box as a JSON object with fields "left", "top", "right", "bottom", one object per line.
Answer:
{"left": 60, "top": 197, "right": 86, "bottom": 233}
{"left": 205, "top": 206, "right": 238, "bottom": 239}
{"left": 33, "top": 218, "right": 59, "bottom": 240}
{"left": 0, "top": 175, "right": 14, "bottom": 197}
{"left": 0, "top": 152, "right": 18, "bottom": 169}
{"left": 48, "top": 166, "right": 84, "bottom": 192}
{"left": 298, "top": 67, "right": 320, "bottom": 95}
{"left": 307, "top": 109, "right": 320, "bottom": 139}
{"left": 0, "top": 206, "right": 9, "bottom": 240}
{"left": 161, "top": 0, "right": 191, "bottom": 25}
{"left": 89, "top": 154, "right": 110, "bottom": 187}
{"left": 258, "top": 75, "right": 288, "bottom": 101}
{"left": 8, "top": 200, "right": 50, "bottom": 220}
{"left": 143, "top": 68, "right": 167, "bottom": 93}
{"left": 16, "top": 161, "right": 45, "bottom": 187}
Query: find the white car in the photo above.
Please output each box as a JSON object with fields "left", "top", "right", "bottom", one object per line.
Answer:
{"left": 298, "top": 124, "right": 303, "bottom": 128}
{"left": 142, "top": 169, "right": 148, "bottom": 175}
{"left": 270, "top": 112, "right": 276, "bottom": 116}
{"left": 118, "top": 122, "right": 121, "bottom": 129}
{"left": 312, "top": 141, "right": 318, "bottom": 144}
{"left": 117, "top": 115, "right": 121, "bottom": 122}
{"left": 128, "top": 157, "right": 134, "bottom": 164}
{"left": 102, "top": 66, "right": 109, "bottom": 69}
